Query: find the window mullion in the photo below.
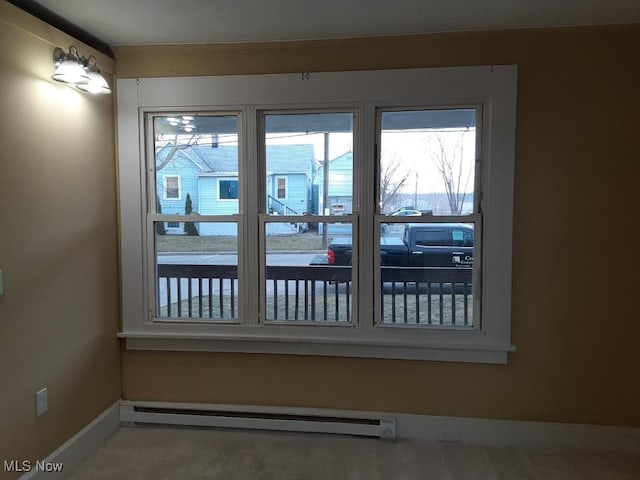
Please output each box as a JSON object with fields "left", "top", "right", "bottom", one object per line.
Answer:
{"left": 243, "top": 106, "right": 260, "bottom": 325}
{"left": 358, "top": 103, "right": 376, "bottom": 329}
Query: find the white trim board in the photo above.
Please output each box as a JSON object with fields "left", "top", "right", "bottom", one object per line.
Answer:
{"left": 16, "top": 399, "right": 639, "bottom": 480}
{"left": 117, "top": 65, "right": 518, "bottom": 365}
{"left": 18, "top": 402, "right": 120, "bottom": 480}
{"left": 121, "top": 401, "right": 640, "bottom": 455}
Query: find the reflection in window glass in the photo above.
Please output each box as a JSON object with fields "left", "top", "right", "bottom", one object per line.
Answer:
{"left": 264, "top": 113, "right": 353, "bottom": 216}
{"left": 264, "top": 222, "right": 352, "bottom": 322}
{"left": 379, "top": 223, "right": 474, "bottom": 326}
{"left": 153, "top": 115, "right": 239, "bottom": 215}
{"left": 154, "top": 222, "right": 238, "bottom": 321}
{"left": 379, "top": 109, "right": 476, "bottom": 216}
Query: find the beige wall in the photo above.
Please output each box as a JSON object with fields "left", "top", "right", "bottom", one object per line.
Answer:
{"left": 0, "top": 3, "right": 120, "bottom": 476}
{"left": 115, "top": 24, "right": 640, "bottom": 428}
{"left": 1, "top": 3, "right": 636, "bottom": 473}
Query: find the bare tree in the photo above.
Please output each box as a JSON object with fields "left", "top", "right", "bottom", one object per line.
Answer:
{"left": 155, "top": 134, "right": 199, "bottom": 172}
{"left": 429, "top": 130, "right": 473, "bottom": 215}
{"left": 379, "top": 151, "right": 411, "bottom": 213}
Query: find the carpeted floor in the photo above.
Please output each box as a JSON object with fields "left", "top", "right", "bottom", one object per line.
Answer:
{"left": 66, "top": 426, "right": 640, "bottom": 479}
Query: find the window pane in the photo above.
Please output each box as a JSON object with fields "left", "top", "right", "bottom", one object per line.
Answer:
{"left": 218, "top": 179, "right": 238, "bottom": 200}
{"left": 264, "top": 222, "right": 352, "bottom": 322}
{"left": 276, "top": 178, "right": 287, "bottom": 199}
{"left": 264, "top": 112, "right": 353, "bottom": 216}
{"left": 378, "top": 222, "right": 474, "bottom": 326}
{"left": 153, "top": 115, "right": 239, "bottom": 215}
{"left": 379, "top": 109, "right": 477, "bottom": 216}
{"left": 165, "top": 176, "right": 180, "bottom": 199}
{"left": 155, "top": 222, "right": 238, "bottom": 321}
{"left": 415, "top": 228, "right": 449, "bottom": 247}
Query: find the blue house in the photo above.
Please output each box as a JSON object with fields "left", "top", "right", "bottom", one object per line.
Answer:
{"left": 155, "top": 143, "right": 314, "bottom": 235}
{"left": 314, "top": 151, "right": 354, "bottom": 234}
{"left": 313, "top": 151, "right": 353, "bottom": 215}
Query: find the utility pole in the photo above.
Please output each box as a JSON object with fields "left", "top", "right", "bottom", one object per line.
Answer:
{"left": 414, "top": 171, "right": 419, "bottom": 210}
{"left": 322, "top": 132, "right": 329, "bottom": 249}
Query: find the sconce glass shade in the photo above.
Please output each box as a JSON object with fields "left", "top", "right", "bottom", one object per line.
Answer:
{"left": 76, "top": 71, "right": 111, "bottom": 95}
{"left": 52, "top": 59, "right": 89, "bottom": 84}
{"left": 52, "top": 47, "right": 89, "bottom": 85}
{"left": 52, "top": 47, "right": 111, "bottom": 95}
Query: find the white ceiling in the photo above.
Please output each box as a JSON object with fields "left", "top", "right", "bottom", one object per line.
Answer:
{"left": 32, "top": 0, "right": 640, "bottom": 46}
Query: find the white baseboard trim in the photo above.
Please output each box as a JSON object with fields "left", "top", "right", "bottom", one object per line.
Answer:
{"left": 15, "top": 398, "right": 638, "bottom": 480}
{"left": 19, "top": 401, "right": 120, "bottom": 480}
{"left": 122, "top": 400, "right": 640, "bottom": 454}
{"left": 395, "top": 413, "right": 640, "bottom": 454}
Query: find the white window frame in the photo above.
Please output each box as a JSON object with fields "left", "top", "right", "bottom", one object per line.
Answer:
{"left": 116, "top": 66, "right": 517, "bottom": 364}
{"left": 374, "top": 107, "right": 482, "bottom": 330}
{"left": 274, "top": 176, "right": 288, "bottom": 200}
{"left": 162, "top": 175, "right": 181, "bottom": 200}
{"left": 217, "top": 177, "right": 239, "bottom": 201}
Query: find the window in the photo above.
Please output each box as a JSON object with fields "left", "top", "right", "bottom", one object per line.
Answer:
{"left": 452, "top": 228, "right": 474, "bottom": 248}
{"left": 117, "top": 66, "right": 517, "bottom": 363}
{"left": 218, "top": 179, "right": 239, "bottom": 200}
{"left": 275, "top": 177, "right": 287, "bottom": 200}
{"left": 151, "top": 114, "right": 240, "bottom": 321}
{"left": 263, "top": 111, "right": 354, "bottom": 323}
{"left": 376, "top": 108, "right": 480, "bottom": 328}
{"left": 164, "top": 176, "right": 180, "bottom": 199}
{"left": 415, "top": 229, "right": 449, "bottom": 246}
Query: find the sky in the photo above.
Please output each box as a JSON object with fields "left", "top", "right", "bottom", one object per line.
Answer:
{"left": 163, "top": 126, "right": 477, "bottom": 196}
{"left": 265, "top": 128, "right": 476, "bottom": 195}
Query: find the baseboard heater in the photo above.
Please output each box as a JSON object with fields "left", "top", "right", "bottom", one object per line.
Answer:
{"left": 120, "top": 402, "right": 396, "bottom": 439}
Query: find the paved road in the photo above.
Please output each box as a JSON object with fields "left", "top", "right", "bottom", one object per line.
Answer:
{"left": 158, "top": 252, "right": 320, "bottom": 266}
{"left": 156, "top": 252, "right": 335, "bottom": 309}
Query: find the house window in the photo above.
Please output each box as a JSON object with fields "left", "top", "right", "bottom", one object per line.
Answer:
{"left": 218, "top": 179, "right": 239, "bottom": 200}
{"left": 276, "top": 177, "right": 287, "bottom": 199}
{"left": 117, "top": 66, "right": 517, "bottom": 363}
{"left": 164, "top": 176, "right": 180, "bottom": 199}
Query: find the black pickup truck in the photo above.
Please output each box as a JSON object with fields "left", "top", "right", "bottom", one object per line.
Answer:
{"left": 326, "top": 223, "right": 474, "bottom": 267}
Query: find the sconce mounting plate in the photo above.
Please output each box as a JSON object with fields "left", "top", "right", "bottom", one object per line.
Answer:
{"left": 52, "top": 47, "right": 66, "bottom": 66}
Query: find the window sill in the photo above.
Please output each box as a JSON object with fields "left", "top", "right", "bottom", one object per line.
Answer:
{"left": 118, "top": 330, "right": 515, "bottom": 364}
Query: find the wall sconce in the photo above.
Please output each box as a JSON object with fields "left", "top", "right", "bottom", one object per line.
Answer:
{"left": 52, "top": 46, "right": 111, "bottom": 95}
